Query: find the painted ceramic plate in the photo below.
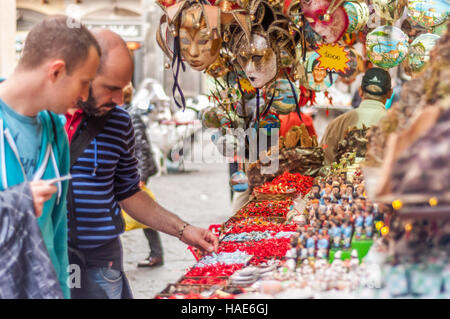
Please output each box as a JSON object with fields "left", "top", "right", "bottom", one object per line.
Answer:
{"left": 366, "top": 26, "right": 409, "bottom": 68}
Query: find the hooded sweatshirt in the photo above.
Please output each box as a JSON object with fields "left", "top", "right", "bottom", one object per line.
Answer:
{"left": 0, "top": 98, "right": 70, "bottom": 299}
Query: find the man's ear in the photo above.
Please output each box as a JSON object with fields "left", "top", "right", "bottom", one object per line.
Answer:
{"left": 388, "top": 88, "right": 393, "bottom": 99}
{"left": 358, "top": 87, "right": 363, "bottom": 98}
{"left": 48, "top": 60, "right": 66, "bottom": 83}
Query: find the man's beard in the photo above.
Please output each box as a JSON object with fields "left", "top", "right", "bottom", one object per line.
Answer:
{"left": 77, "top": 87, "right": 116, "bottom": 117}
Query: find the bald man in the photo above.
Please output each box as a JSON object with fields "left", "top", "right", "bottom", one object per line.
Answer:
{"left": 65, "top": 30, "right": 219, "bottom": 299}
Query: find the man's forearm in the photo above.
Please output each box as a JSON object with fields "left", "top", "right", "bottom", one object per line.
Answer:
{"left": 119, "top": 190, "right": 186, "bottom": 237}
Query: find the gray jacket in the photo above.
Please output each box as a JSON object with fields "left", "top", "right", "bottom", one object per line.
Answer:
{"left": 0, "top": 182, "right": 63, "bottom": 299}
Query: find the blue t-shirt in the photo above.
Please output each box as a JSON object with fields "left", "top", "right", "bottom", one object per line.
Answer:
{"left": 0, "top": 99, "right": 42, "bottom": 180}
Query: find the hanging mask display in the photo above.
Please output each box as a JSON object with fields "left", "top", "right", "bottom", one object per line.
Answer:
{"left": 156, "top": 1, "right": 224, "bottom": 109}
{"left": 408, "top": 33, "right": 440, "bottom": 73}
{"left": 343, "top": 1, "right": 369, "bottom": 34}
{"left": 305, "top": 51, "right": 338, "bottom": 92}
{"left": 228, "top": 0, "right": 300, "bottom": 89}
{"left": 157, "top": 1, "right": 222, "bottom": 71}
{"left": 366, "top": 26, "right": 409, "bottom": 69}
{"left": 301, "top": 0, "right": 349, "bottom": 43}
{"left": 234, "top": 32, "right": 279, "bottom": 89}
{"left": 206, "top": 55, "right": 232, "bottom": 78}
{"left": 177, "top": 4, "right": 222, "bottom": 71}
{"left": 372, "top": 0, "right": 407, "bottom": 22}
{"left": 268, "top": 78, "right": 299, "bottom": 114}
{"left": 407, "top": 0, "right": 450, "bottom": 29}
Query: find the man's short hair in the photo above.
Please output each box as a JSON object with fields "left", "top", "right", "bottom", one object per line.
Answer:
{"left": 18, "top": 15, "right": 101, "bottom": 75}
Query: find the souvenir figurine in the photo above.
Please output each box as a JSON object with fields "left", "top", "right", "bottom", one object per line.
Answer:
{"left": 344, "top": 183, "right": 354, "bottom": 199}
{"left": 332, "top": 185, "right": 342, "bottom": 203}
{"left": 341, "top": 219, "right": 353, "bottom": 249}
{"left": 286, "top": 240, "right": 298, "bottom": 271}
{"left": 363, "top": 211, "right": 374, "bottom": 239}
{"left": 332, "top": 250, "right": 344, "bottom": 269}
{"left": 341, "top": 196, "right": 351, "bottom": 211}
{"left": 299, "top": 244, "right": 309, "bottom": 262}
{"left": 354, "top": 210, "right": 364, "bottom": 239}
{"left": 317, "top": 234, "right": 330, "bottom": 258}
{"left": 330, "top": 219, "right": 342, "bottom": 249}
{"left": 306, "top": 230, "right": 317, "bottom": 258}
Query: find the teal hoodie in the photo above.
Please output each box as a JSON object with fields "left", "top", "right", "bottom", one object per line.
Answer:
{"left": 0, "top": 103, "right": 70, "bottom": 299}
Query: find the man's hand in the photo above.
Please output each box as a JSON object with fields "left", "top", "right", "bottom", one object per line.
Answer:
{"left": 29, "top": 181, "right": 57, "bottom": 217}
{"left": 180, "top": 225, "right": 219, "bottom": 254}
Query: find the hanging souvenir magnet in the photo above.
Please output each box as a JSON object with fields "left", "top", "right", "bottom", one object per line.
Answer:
{"left": 366, "top": 26, "right": 409, "bottom": 68}
{"left": 407, "top": 0, "right": 449, "bottom": 29}
{"left": 372, "top": 0, "right": 407, "bottom": 22}
{"left": 408, "top": 33, "right": 440, "bottom": 73}
{"left": 304, "top": 51, "right": 339, "bottom": 92}
{"left": 301, "top": 0, "right": 350, "bottom": 43}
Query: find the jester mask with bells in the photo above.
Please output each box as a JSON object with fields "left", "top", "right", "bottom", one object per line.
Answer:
{"left": 227, "top": 0, "right": 300, "bottom": 89}
{"left": 157, "top": 0, "right": 222, "bottom": 71}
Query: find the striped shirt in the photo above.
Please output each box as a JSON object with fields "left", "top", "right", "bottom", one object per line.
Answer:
{"left": 67, "top": 107, "right": 140, "bottom": 250}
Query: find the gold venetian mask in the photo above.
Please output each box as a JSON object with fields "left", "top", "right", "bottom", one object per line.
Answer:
{"left": 178, "top": 5, "right": 221, "bottom": 71}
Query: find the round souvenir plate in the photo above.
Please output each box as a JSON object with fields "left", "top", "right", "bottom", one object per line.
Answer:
{"left": 268, "top": 79, "right": 299, "bottom": 115}
{"left": 409, "top": 33, "right": 440, "bottom": 72}
{"left": 344, "top": 1, "right": 369, "bottom": 33}
{"left": 372, "top": 0, "right": 407, "bottom": 22}
{"left": 366, "top": 26, "right": 409, "bottom": 68}
{"left": 338, "top": 48, "right": 363, "bottom": 78}
{"left": 407, "top": 0, "right": 450, "bottom": 29}
{"left": 304, "top": 51, "right": 338, "bottom": 91}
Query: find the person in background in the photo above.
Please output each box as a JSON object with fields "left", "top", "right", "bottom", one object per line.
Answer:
{"left": 121, "top": 83, "right": 164, "bottom": 268}
{"left": 0, "top": 15, "right": 100, "bottom": 298}
{"left": 320, "top": 67, "right": 393, "bottom": 164}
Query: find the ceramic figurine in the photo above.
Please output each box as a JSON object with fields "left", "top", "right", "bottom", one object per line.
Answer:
{"left": 332, "top": 250, "right": 344, "bottom": 270}
{"left": 317, "top": 234, "right": 330, "bottom": 258}
{"left": 341, "top": 219, "right": 353, "bottom": 249}
{"left": 330, "top": 219, "right": 342, "bottom": 249}
{"left": 350, "top": 249, "right": 359, "bottom": 270}
{"left": 306, "top": 231, "right": 316, "bottom": 258}
{"left": 363, "top": 211, "right": 374, "bottom": 239}
{"left": 354, "top": 211, "right": 364, "bottom": 240}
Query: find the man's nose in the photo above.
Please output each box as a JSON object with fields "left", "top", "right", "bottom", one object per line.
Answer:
{"left": 80, "top": 86, "right": 90, "bottom": 102}
{"left": 112, "top": 89, "right": 124, "bottom": 106}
